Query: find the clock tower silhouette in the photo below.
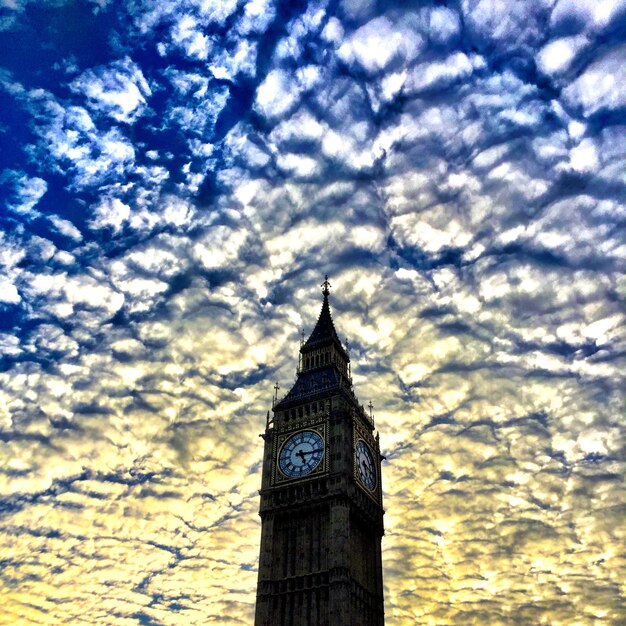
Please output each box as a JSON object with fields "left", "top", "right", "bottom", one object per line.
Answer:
{"left": 254, "top": 277, "right": 385, "bottom": 626}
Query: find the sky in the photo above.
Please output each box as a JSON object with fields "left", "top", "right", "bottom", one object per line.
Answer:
{"left": 0, "top": 0, "right": 625, "bottom": 624}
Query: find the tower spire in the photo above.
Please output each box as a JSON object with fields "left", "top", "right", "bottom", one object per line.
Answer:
{"left": 301, "top": 275, "right": 344, "bottom": 352}
{"left": 321, "top": 274, "right": 331, "bottom": 297}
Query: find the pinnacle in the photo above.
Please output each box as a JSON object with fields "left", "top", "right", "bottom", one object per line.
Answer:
{"left": 302, "top": 278, "right": 342, "bottom": 351}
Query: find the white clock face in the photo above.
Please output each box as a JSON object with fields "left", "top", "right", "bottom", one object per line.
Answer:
{"left": 355, "top": 439, "right": 376, "bottom": 490}
{"left": 278, "top": 430, "right": 325, "bottom": 478}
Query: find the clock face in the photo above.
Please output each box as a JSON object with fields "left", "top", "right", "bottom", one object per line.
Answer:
{"left": 278, "top": 430, "right": 325, "bottom": 478}
{"left": 355, "top": 439, "right": 376, "bottom": 491}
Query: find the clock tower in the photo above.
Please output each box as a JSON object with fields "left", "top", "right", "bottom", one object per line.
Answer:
{"left": 254, "top": 278, "right": 385, "bottom": 626}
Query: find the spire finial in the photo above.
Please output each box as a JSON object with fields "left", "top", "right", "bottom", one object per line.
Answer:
{"left": 321, "top": 274, "right": 331, "bottom": 296}
{"left": 273, "top": 382, "right": 280, "bottom": 407}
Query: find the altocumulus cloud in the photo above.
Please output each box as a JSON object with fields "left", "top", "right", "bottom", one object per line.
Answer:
{"left": 0, "top": 0, "right": 625, "bottom": 624}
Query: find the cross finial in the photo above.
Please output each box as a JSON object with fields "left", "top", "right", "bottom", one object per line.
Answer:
{"left": 273, "top": 381, "right": 280, "bottom": 406}
{"left": 300, "top": 328, "right": 305, "bottom": 346}
{"left": 368, "top": 400, "right": 374, "bottom": 416}
{"left": 321, "top": 274, "right": 331, "bottom": 296}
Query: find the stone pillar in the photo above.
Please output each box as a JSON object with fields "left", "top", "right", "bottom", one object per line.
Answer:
{"left": 254, "top": 513, "right": 274, "bottom": 626}
{"left": 328, "top": 500, "right": 350, "bottom": 625}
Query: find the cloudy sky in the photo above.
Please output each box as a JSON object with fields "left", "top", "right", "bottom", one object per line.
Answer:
{"left": 1, "top": 0, "right": 625, "bottom": 624}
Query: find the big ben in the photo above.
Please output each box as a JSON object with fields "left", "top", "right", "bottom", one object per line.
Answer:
{"left": 254, "top": 277, "right": 385, "bottom": 626}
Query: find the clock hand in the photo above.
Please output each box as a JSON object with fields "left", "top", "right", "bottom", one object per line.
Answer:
{"left": 295, "top": 448, "right": 323, "bottom": 462}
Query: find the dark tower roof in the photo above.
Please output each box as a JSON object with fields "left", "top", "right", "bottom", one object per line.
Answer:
{"left": 274, "top": 276, "right": 351, "bottom": 411}
{"left": 301, "top": 276, "right": 349, "bottom": 360}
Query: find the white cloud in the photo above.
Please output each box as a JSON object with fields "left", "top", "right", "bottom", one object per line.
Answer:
{"left": 274, "top": 5, "right": 327, "bottom": 63}
{"left": 192, "top": 226, "right": 247, "bottom": 270}
{"left": 264, "top": 220, "right": 347, "bottom": 271}
{"left": 49, "top": 216, "right": 82, "bottom": 241}
{"left": 321, "top": 17, "right": 344, "bottom": 45}
{"left": 90, "top": 197, "right": 131, "bottom": 233}
{"left": 270, "top": 109, "right": 325, "bottom": 145}
{"left": 296, "top": 65, "right": 323, "bottom": 91}
{"left": 348, "top": 225, "right": 385, "bottom": 252}
{"left": 536, "top": 35, "right": 588, "bottom": 76}
{"left": 109, "top": 264, "right": 168, "bottom": 313}
{"left": 391, "top": 212, "right": 472, "bottom": 253}
{"left": 170, "top": 14, "right": 211, "bottom": 60}
{"left": 90, "top": 194, "right": 196, "bottom": 235}
{"left": 382, "top": 171, "right": 434, "bottom": 216}
{"left": 196, "top": 0, "right": 239, "bottom": 23}
{"left": 569, "top": 138, "right": 600, "bottom": 173}
{"left": 379, "top": 70, "right": 408, "bottom": 104}
{"left": 131, "top": 0, "right": 238, "bottom": 35}
{"left": 255, "top": 69, "right": 301, "bottom": 120}
{"left": 567, "top": 120, "right": 586, "bottom": 140}
{"left": 63, "top": 275, "right": 125, "bottom": 315}
{"left": 321, "top": 128, "right": 356, "bottom": 161}
{"left": 563, "top": 44, "right": 626, "bottom": 116}
{"left": 405, "top": 52, "right": 478, "bottom": 94}
{"left": 226, "top": 127, "right": 270, "bottom": 167}
{"left": 38, "top": 101, "right": 136, "bottom": 188}
{"left": 155, "top": 198, "right": 196, "bottom": 228}
{"left": 276, "top": 152, "right": 319, "bottom": 178}
{"left": 123, "top": 241, "right": 186, "bottom": 279}
{"left": 462, "top": 0, "right": 551, "bottom": 48}
{"left": 237, "top": 0, "right": 276, "bottom": 35}
{"left": 428, "top": 6, "right": 461, "bottom": 44}
{"left": 488, "top": 160, "right": 548, "bottom": 199}
{"left": 166, "top": 69, "right": 209, "bottom": 97}
{"left": 341, "top": 0, "right": 376, "bottom": 21}
{"left": 551, "top": 0, "right": 625, "bottom": 32}
{"left": 27, "top": 324, "right": 79, "bottom": 357}
{"left": 0, "top": 235, "right": 26, "bottom": 274}
{"left": 213, "top": 38, "right": 258, "bottom": 78}
{"left": 166, "top": 85, "right": 230, "bottom": 136}
{"left": 71, "top": 58, "right": 151, "bottom": 124}
{"left": 0, "top": 278, "right": 20, "bottom": 304}
{"left": 3, "top": 172, "right": 47, "bottom": 214}
{"left": 338, "top": 15, "right": 424, "bottom": 74}
{"left": 0, "top": 333, "right": 20, "bottom": 357}
{"left": 54, "top": 251, "right": 75, "bottom": 266}
{"left": 27, "top": 236, "right": 56, "bottom": 262}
